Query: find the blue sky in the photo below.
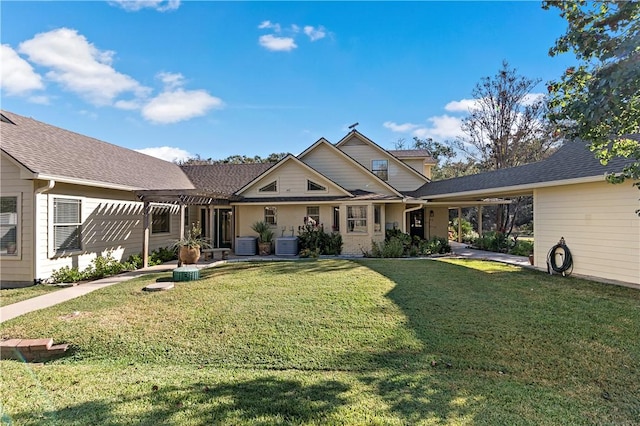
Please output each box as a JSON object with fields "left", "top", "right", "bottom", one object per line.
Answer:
{"left": 1, "top": 1, "right": 576, "bottom": 162}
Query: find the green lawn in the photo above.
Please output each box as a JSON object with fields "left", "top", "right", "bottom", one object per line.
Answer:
{"left": 0, "top": 284, "right": 60, "bottom": 307}
{"left": 1, "top": 259, "right": 638, "bottom": 425}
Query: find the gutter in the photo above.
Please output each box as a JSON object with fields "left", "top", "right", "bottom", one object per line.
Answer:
{"left": 33, "top": 180, "right": 56, "bottom": 284}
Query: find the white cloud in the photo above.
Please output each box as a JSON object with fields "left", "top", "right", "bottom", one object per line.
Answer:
{"left": 135, "top": 146, "right": 192, "bottom": 163}
{"left": 28, "top": 95, "right": 50, "bottom": 105}
{"left": 142, "top": 88, "right": 223, "bottom": 124}
{"left": 18, "top": 28, "right": 150, "bottom": 106}
{"left": 291, "top": 24, "right": 300, "bottom": 33}
{"left": 303, "top": 25, "right": 326, "bottom": 41}
{"left": 157, "top": 71, "right": 185, "bottom": 90}
{"left": 109, "top": 0, "right": 180, "bottom": 12}
{"left": 444, "top": 98, "right": 479, "bottom": 112}
{"left": 259, "top": 34, "right": 297, "bottom": 52}
{"left": 383, "top": 121, "right": 420, "bottom": 133}
{"left": 0, "top": 44, "right": 44, "bottom": 95}
{"left": 414, "top": 115, "right": 465, "bottom": 140}
{"left": 258, "top": 20, "right": 281, "bottom": 32}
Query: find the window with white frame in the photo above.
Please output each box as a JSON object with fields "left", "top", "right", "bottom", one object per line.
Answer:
{"left": 307, "top": 180, "right": 326, "bottom": 191}
{"left": 374, "top": 205, "right": 382, "bottom": 233}
{"left": 264, "top": 206, "right": 277, "bottom": 226}
{"left": 152, "top": 207, "right": 171, "bottom": 234}
{"left": 306, "top": 206, "right": 320, "bottom": 225}
{"left": 347, "top": 206, "right": 367, "bottom": 233}
{"left": 0, "top": 195, "right": 19, "bottom": 256}
{"left": 259, "top": 181, "right": 277, "bottom": 193}
{"left": 372, "top": 160, "right": 389, "bottom": 181}
{"left": 53, "top": 197, "right": 82, "bottom": 252}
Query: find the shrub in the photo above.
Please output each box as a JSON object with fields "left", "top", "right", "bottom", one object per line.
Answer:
{"left": 84, "top": 250, "right": 126, "bottom": 280}
{"left": 419, "top": 237, "right": 451, "bottom": 255}
{"left": 50, "top": 266, "right": 86, "bottom": 283}
{"left": 473, "top": 231, "right": 511, "bottom": 253}
{"left": 449, "top": 217, "right": 476, "bottom": 242}
{"left": 297, "top": 224, "right": 343, "bottom": 255}
{"left": 366, "top": 237, "right": 405, "bottom": 258}
{"left": 510, "top": 239, "right": 534, "bottom": 256}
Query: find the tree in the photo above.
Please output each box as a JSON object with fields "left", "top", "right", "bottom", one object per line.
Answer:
{"left": 543, "top": 1, "right": 640, "bottom": 186}
{"left": 455, "top": 61, "right": 558, "bottom": 233}
{"left": 456, "top": 61, "right": 557, "bottom": 171}
{"left": 395, "top": 137, "right": 479, "bottom": 180}
{"left": 178, "top": 152, "right": 288, "bottom": 165}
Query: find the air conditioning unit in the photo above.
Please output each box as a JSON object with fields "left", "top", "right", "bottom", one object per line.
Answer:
{"left": 275, "top": 237, "right": 298, "bottom": 256}
{"left": 235, "top": 236, "right": 257, "bottom": 256}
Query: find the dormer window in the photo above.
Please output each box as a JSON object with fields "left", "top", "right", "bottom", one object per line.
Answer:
{"left": 307, "top": 180, "right": 326, "bottom": 191}
{"left": 258, "top": 181, "right": 277, "bottom": 193}
{"left": 372, "top": 160, "right": 388, "bottom": 181}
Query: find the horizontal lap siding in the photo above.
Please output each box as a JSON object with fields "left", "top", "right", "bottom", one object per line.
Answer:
{"left": 35, "top": 184, "right": 181, "bottom": 281}
{"left": 242, "top": 161, "right": 345, "bottom": 197}
{"left": 0, "top": 155, "right": 35, "bottom": 283}
{"left": 534, "top": 181, "right": 640, "bottom": 285}
{"left": 302, "top": 144, "right": 393, "bottom": 194}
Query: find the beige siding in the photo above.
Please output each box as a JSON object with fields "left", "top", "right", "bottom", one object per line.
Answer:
{"left": 34, "top": 183, "right": 181, "bottom": 281}
{"left": 0, "top": 155, "right": 35, "bottom": 284}
{"left": 301, "top": 144, "right": 395, "bottom": 195}
{"left": 534, "top": 181, "right": 640, "bottom": 285}
{"left": 338, "top": 136, "right": 427, "bottom": 191}
{"left": 241, "top": 160, "right": 348, "bottom": 198}
{"left": 235, "top": 204, "right": 336, "bottom": 238}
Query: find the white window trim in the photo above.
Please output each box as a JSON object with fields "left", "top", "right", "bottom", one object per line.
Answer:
{"left": 305, "top": 178, "right": 328, "bottom": 194}
{"left": 0, "top": 192, "right": 21, "bottom": 260}
{"left": 264, "top": 206, "right": 278, "bottom": 226}
{"left": 346, "top": 205, "right": 368, "bottom": 234}
{"left": 371, "top": 159, "right": 389, "bottom": 181}
{"left": 258, "top": 179, "right": 280, "bottom": 194}
{"left": 48, "top": 194, "right": 84, "bottom": 258}
{"left": 306, "top": 206, "right": 320, "bottom": 225}
{"left": 151, "top": 206, "right": 171, "bottom": 235}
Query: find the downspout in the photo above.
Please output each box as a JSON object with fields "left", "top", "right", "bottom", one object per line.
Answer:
{"left": 34, "top": 180, "right": 56, "bottom": 283}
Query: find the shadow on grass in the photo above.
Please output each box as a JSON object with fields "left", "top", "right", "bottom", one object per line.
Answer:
{"left": 199, "top": 258, "right": 362, "bottom": 281}
{"left": 8, "top": 376, "right": 349, "bottom": 425}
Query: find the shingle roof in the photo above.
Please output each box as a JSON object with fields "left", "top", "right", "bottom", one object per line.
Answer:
{"left": 410, "top": 139, "right": 637, "bottom": 198}
{"left": 180, "top": 163, "right": 274, "bottom": 195}
{"left": 1, "top": 110, "right": 194, "bottom": 190}
{"left": 388, "top": 149, "right": 436, "bottom": 160}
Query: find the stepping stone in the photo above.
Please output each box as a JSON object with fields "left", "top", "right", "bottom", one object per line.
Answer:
{"left": 143, "top": 282, "right": 175, "bottom": 292}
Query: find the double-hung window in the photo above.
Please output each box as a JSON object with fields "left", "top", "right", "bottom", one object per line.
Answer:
{"left": 347, "top": 206, "right": 367, "bottom": 233}
{"left": 53, "top": 197, "right": 82, "bottom": 252}
{"left": 0, "top": 195, "right": 19, "bottom": 256}
{"left": 372, "top": 160, "right": 389, "bottom": 181}
{"left": 264, "top": 207, "right": 277, "bottom": 226}
{"left": 306, "top": 206, "right": 320, "bottom": 225}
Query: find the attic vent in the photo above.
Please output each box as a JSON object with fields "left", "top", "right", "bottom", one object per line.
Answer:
{"left": 258, "top": 181, "right": 277, "bottom": 192}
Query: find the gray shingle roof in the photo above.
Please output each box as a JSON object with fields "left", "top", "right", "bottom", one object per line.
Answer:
{"left": 1, "top": 110, "right": 194, "bottom": 190}
{"left": 410, "top": 139, "right": 637, "bottom": 198}
{"left": 180, "top": 163, "right": 274, "bottom": 195}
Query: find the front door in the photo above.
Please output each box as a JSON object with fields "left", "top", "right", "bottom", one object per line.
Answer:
{"left": 409, "top": 209, "right": 424, "bottom": 239}
{"left": 213, "top": 208, "right": 232, "bottom": 248}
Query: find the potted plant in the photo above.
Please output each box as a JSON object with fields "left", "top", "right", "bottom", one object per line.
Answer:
{"left": 171, "top": 222, "right": 211, "bottom": 265}
{"left": 251, "top": 221, "right": 274, "bottom": 256}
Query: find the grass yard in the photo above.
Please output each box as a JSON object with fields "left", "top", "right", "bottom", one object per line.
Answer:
{"left": 1, "top": 259, "right": 639, "bottom": 425}
{"left": 0, "top": 284, "right": 60, "bottom": 307}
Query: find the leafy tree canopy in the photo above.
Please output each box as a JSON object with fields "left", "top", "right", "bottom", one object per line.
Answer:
{"left": 179, "top": 152, "right": 288, "bottom": 165}
{"left": 543, "top": 0, "right": 640, "bottom": 184}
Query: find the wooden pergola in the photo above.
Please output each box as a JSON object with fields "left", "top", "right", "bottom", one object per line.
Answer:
{"left": 134, "top": 189, "right": 234, "bottom": 268}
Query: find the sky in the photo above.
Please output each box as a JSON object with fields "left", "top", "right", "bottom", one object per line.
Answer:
{"left": 0, "top": 1, "right": 577, "bottom": 163}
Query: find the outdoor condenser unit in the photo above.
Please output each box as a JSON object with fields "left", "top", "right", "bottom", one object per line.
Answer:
{"left": 275, "top": 237, "right": 298, "bottom": 256}
{"left": 235, "top": 236, "right": 257, "bottom": 256}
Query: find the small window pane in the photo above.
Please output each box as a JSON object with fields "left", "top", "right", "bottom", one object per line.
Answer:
{"left": 1, "top": 196, "right": 18, "bottom": 255}
{"left": 372, "top": 160, "right": 389, "bottom": 181}
{"left": 265, "top": 207, "right": 277, "bottom": 225}
{"left": 306, "top": 206, "right": 320, "bottom": 225}
{"left": 374, "top": 205, "right": 382, "bottom": 232}
{"left": 53, "top": 198, "right": 81, "bottom": 251}
{"left": 259, "top": 181, "right": 277, "bottom": 192}
{"left": 307, "top": 180, "right": 326, "bottom": 191}
{"left": 152, "top": 208, "right": 170, "bottom": 234}
{"left": 347, "top": 206, "right": 367, "bottom": 233}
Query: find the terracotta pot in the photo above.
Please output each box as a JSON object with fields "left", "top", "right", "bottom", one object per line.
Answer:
{"left": 179, "top": 246, "right": 201, "bottom": 264}
{"left": 258, "top": 242, "right": 272, "bottom": 256}
{"left": 528, "top": 254, "right": 534, "bottom": 265}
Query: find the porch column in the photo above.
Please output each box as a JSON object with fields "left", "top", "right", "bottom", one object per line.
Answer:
{"left": 142, "top": 201, "right": 150, "bottom": 268}
{"left": 457, "top": 207, "right": 462, "bottom": 243}
{"left": 478, "top": 205, "right": 483, "bottom": 237}
{"left": 179, "top": 204, "right": 185, "bottom": 240}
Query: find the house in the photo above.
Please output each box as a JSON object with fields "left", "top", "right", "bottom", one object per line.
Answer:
{"left": 2, "top": 109, "right": 638, "bottom": 288}
{"left": 410, "top": 140, "right": 640, "bottom": 286}
{"left": 0, "top": 110, "right": 192, "bottom": 287}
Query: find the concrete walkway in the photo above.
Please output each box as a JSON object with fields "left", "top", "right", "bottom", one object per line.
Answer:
{"left": 1, "top": 247, "right": 532, "bottom": 323}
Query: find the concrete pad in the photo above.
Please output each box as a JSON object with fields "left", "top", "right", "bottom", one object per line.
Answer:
{"left": 143, "top": 282, "right": 175, "bottom": 292}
